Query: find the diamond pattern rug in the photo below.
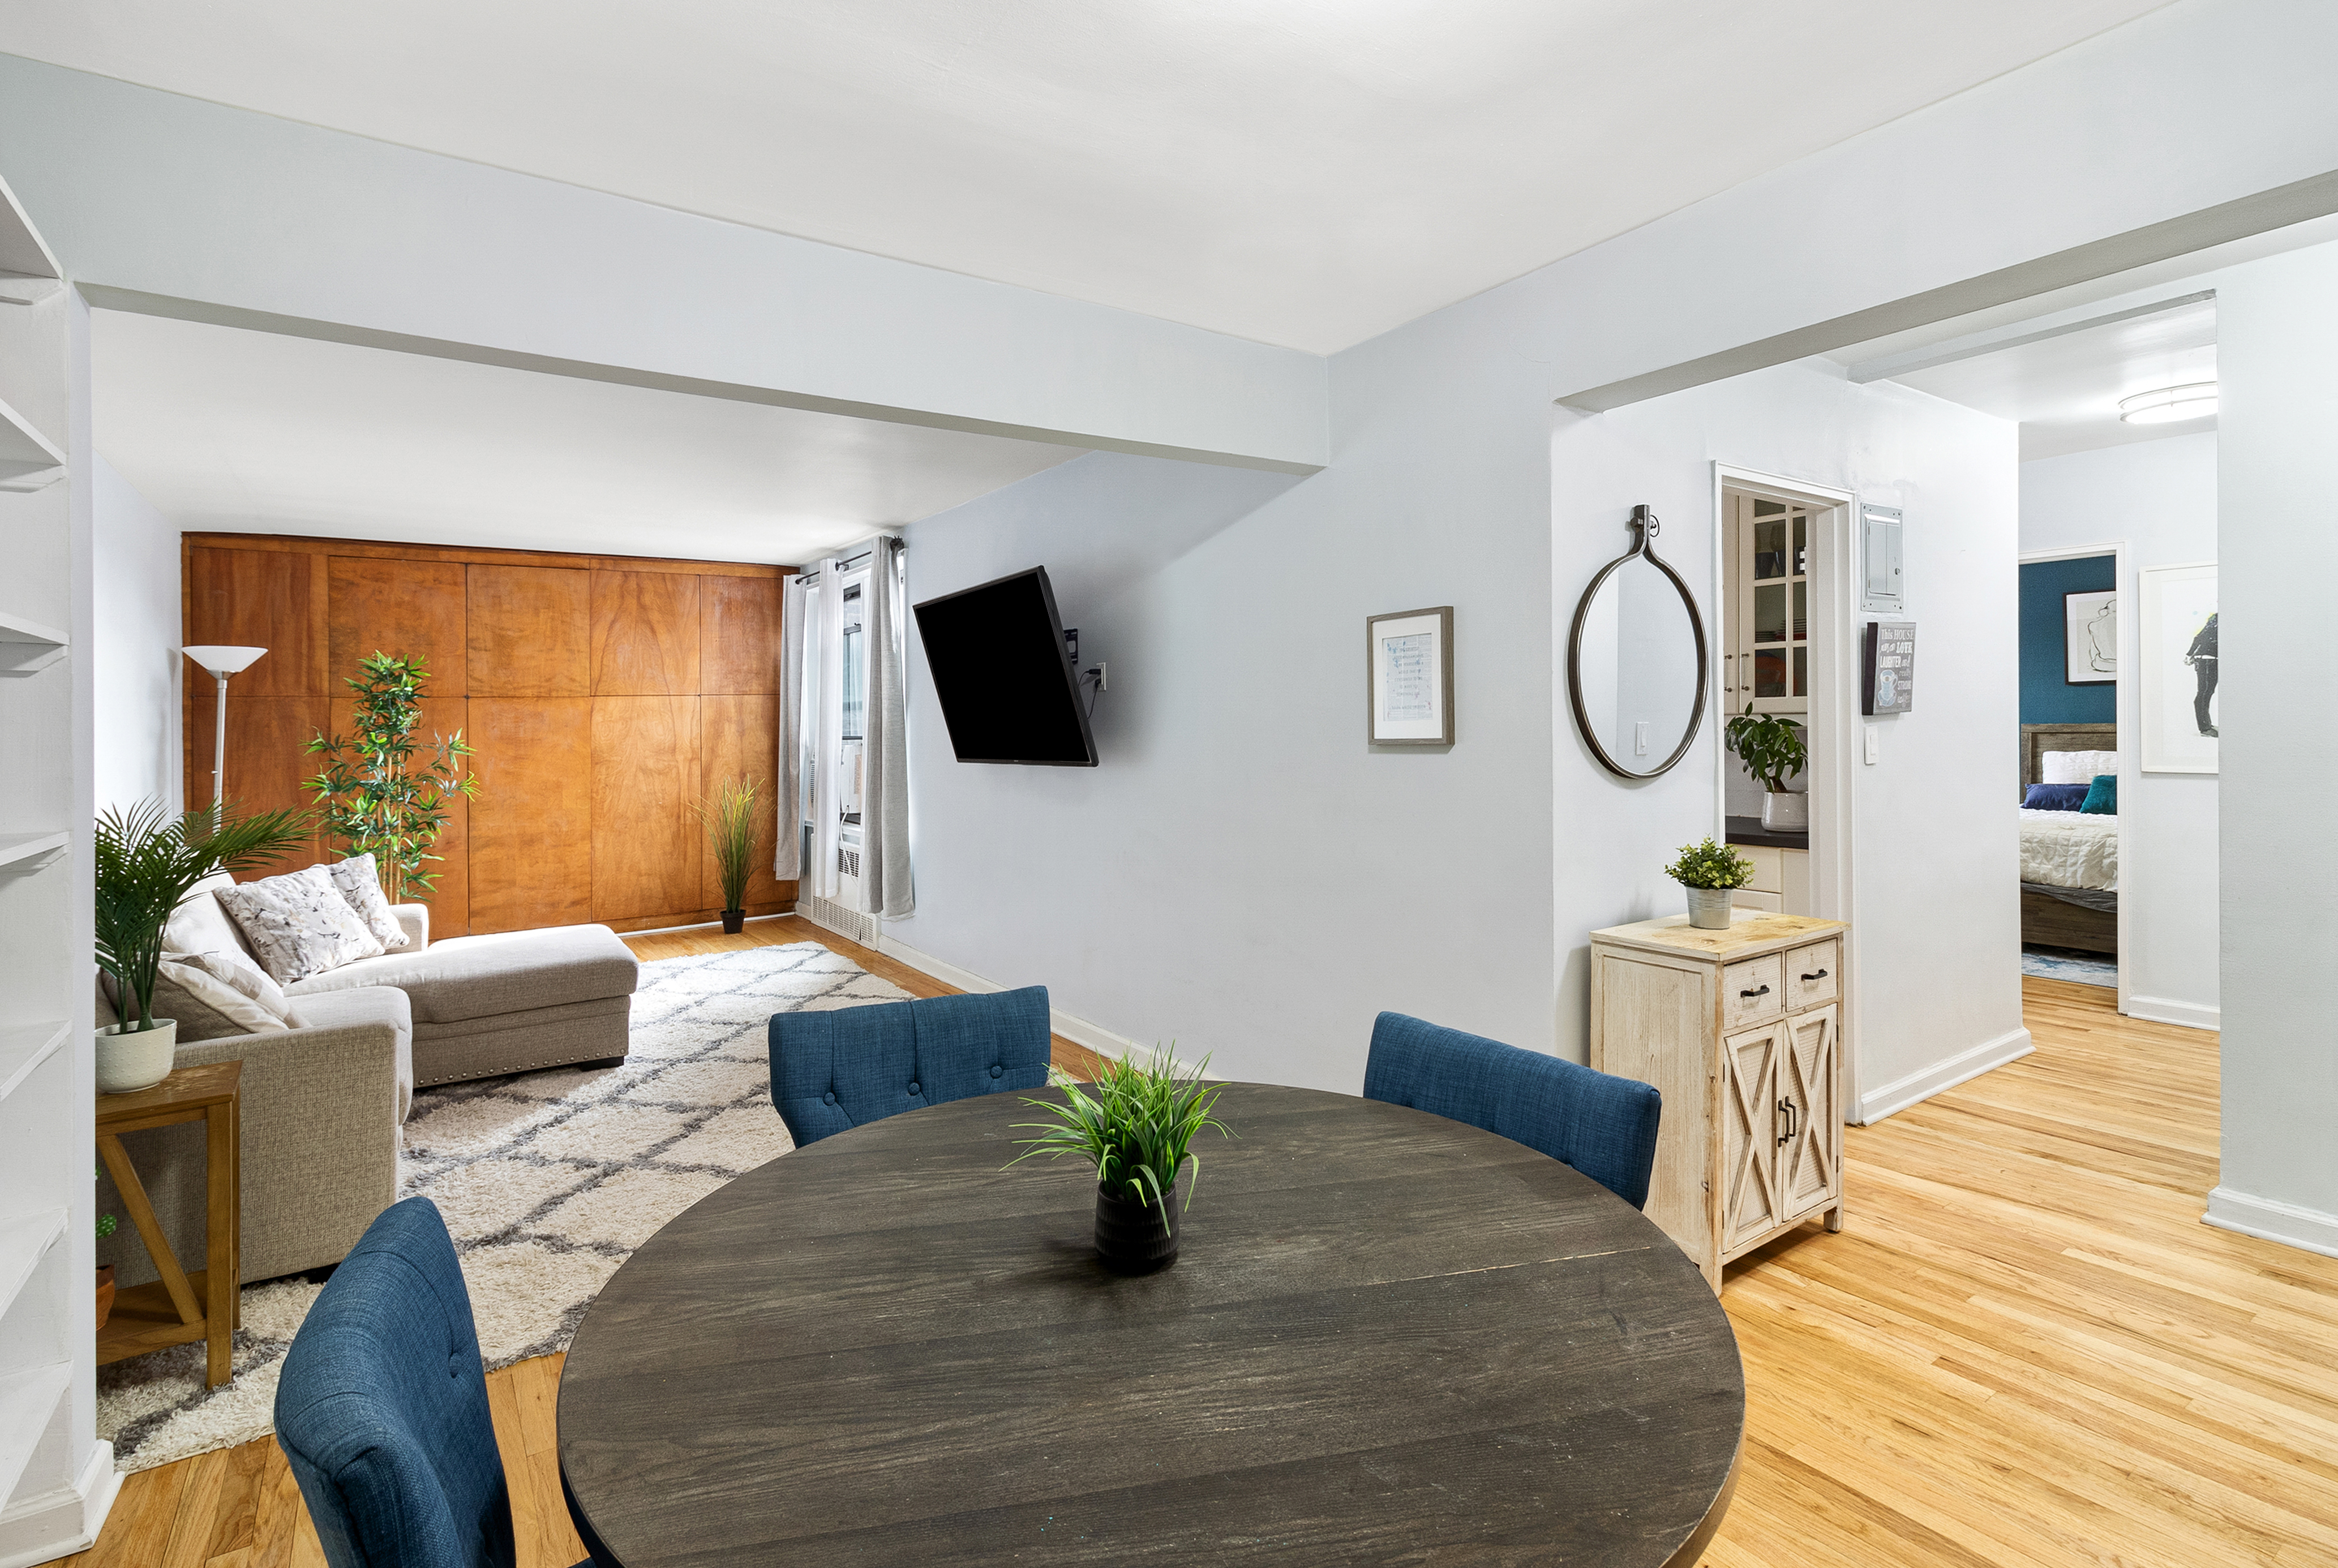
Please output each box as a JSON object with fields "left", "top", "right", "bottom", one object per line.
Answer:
{"left": 97, "top": 941, "right": 912, "bottom": 1473}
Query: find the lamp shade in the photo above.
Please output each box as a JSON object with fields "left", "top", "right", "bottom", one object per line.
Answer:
{"left": 181, "top": 645, "right": 268, "bottom": 676}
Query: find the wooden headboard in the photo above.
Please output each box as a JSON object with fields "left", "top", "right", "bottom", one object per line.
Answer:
{"left": 2020, "top": 723, "right": 2117, "bottom": 789}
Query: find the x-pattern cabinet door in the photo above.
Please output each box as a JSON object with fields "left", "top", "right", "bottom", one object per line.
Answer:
{"left": 1779, "top": 1004, "right": 1841, "bottom": 1222}
{"left": 1722, "top": 1021, "right": 1785, "bottom": 1253}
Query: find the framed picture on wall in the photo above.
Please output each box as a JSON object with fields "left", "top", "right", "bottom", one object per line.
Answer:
{"left": 1366, "top": 606, "right": 1453, "bottom": 746}
{"left": 2140, "top": 562, "right": 2217, "bottom": 774}
{"left": 2063, "top": 589, "right": 2117, "bottom": 685}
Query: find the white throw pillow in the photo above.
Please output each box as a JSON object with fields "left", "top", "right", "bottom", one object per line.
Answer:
{"left": 2041, "top": 749, "right": 2118, "bottom": 785}
{"left": 216, "top": 865, "right": 387, "bottom": 985}
{"left": 163, "top": 872, "right": 263, "bottom": 964}
{"left": 327, "top": 853, "right": 410, "bottom": 950}
{"left": 176, "top": 948, "right": 302, "bottom": 1021}
{"left": 150, "top": 954, "right": 304, "bottom": 1042}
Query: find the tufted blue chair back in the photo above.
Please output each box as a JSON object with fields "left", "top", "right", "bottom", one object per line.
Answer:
{"left": 1363, "top": 1011, "right": 1663, "bottom": 1209}
{"left": 275, "top": 1197, "right": 521, "bottom": 1568}
{"left": 770, "top": 986, "right": 1054, "bottom": 1146}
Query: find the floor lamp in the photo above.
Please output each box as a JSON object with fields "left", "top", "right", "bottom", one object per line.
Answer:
{"left": 181, "top": 645, "right": 268, "bottom": 818}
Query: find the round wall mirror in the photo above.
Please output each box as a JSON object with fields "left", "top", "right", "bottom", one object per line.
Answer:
{"left": 1568, "top": 506, "right": 1709, "bottom": 779}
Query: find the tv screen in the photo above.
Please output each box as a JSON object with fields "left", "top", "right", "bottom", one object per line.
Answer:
{"left": 913, "top": 566, "right": 1098, "bottom": 766}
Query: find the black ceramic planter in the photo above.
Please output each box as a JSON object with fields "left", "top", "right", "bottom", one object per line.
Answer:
{"left": 1094, "top": 1182, "right": 1178, "bottom": 1274}
{"left": 720, "top": 910, "right": 745, "bottom": 934}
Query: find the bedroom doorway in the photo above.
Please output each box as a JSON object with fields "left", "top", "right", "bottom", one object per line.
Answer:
{"left": 2018, "top": 543, "right": 2128, "bottom": 1005}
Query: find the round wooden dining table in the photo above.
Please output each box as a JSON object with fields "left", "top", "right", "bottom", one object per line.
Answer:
{"left": 559, "top": 1082, "right": 1744, "bottom": 1567}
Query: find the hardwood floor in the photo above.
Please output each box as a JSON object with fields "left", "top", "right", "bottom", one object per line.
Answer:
{"left": 66, "top": 977, "right": 2335, "bottom": 1568}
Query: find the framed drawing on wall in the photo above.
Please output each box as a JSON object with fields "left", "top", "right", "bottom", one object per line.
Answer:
{"left": 1367, "top": 606, "right": 1453, "bottom": 746}
{"left": 2064, "top": 589, "right": 2117, "bottom": 685}
{"left": 2140, "top": 562, "right": 2216, "bottom": 774}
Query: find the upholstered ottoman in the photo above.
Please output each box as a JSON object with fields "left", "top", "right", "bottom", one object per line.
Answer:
{"left": 288, "top": 915, "right": 640, "bottom": 1086}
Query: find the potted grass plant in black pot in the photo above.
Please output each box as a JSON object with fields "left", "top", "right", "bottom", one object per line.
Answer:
{"left": 694, "top": 774, "right": 763, "bottom": 934}
{"left": 1009, "top": 1051, "right": 1230, "bottom": 1274}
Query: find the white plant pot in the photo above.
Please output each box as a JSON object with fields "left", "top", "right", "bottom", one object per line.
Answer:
{"left": 1684, "top": 886, "right": 1735, "bottom": 930}
{"left": 1761, "top": 791, "right": 1809, "bottom": 832}
{"left": 96, "top": 1020, "right": 177, "bottom": 1095}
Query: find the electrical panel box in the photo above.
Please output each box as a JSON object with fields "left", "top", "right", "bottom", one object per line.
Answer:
{"left": 1860, "top": 502, "right": 1904, "bottom": 613}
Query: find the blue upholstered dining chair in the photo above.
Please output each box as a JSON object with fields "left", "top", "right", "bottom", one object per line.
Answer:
{"left": 274, "top": 1197, "right": 605, "bottom": 1568}
{"left": 1363, "top": 1011, "right": 1663, "bottom": 1209}
{"left": 769, "top": 985, "right": 1054, "bottom": 1146}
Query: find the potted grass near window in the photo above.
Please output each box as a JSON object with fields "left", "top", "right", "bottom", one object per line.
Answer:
{"left": 1009, "top": 1051, "right": 1230, "bottom": 1274}
{"left": 1665, "top": 836, "right": 1756, "bottom": 931}
{"left": 695, "top": 774, "right": 763, "bottom": 934}
{"left": 94, "top": 798, "right": 315, "bottom": 1093}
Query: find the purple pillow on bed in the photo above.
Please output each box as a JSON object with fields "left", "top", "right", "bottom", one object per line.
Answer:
{"left": 2023, "top": 783, "right": 2090, "bottom": 811}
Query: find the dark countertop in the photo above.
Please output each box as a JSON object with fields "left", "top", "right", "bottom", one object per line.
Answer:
{"left": 1726, "top": 814, "right": 1809, "bottom": 851}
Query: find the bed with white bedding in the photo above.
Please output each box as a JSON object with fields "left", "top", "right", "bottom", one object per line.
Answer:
{"left": 2018, "top": 723, "right": 2119, "bottom": 954}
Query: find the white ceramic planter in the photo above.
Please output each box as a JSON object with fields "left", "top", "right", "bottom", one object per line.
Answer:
{"left": 96, "top": 1020, "right": 177, "bottom": 1095}
{"left": 1684, "top": 886, "right": 1735, "bottom": 930}
{"left": 1761, "top": 791, "right": 1809, "bottom": 832}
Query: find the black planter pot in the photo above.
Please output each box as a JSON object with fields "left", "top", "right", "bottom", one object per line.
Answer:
{"left": 720, "top": 910, "right": 745, "bottom": 935}
{"left": 1093, "top": 1181, "right": 1179, "bottom": 1274}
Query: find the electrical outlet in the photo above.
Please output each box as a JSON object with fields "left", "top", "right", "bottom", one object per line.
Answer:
{"left": 1095, "top": 662, "right": 1107, "bottom": 692}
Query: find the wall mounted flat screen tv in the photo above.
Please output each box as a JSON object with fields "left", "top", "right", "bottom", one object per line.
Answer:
{"left": 913, "top": 566, "right": 1099, "bottom": 766}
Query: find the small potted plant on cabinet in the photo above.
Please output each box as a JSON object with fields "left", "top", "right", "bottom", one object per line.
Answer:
{"left": 1725, "top": 704, "right": 1810, "bottom": 832}
{"left": 695, "top": 774, "right": 764, "bottom": 935}
{"left": 94, "top": 800, "right": 315, "bottom": 1094}
{"left": 1666, "top": 837, "right": 1756, "bottom": 931}
{"left": 1009, "top": 1051, "right": 1230, "bottom": 1274}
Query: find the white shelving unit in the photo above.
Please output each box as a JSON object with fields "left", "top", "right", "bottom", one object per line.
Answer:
{"left": 0, "top": 166, "right": 111, "bottom": 1568}
{"left": 0, "top": 613, "right": 66, "bottom": 676}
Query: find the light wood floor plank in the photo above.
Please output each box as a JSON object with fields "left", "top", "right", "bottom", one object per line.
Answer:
{"left": 67, "top": 977, "right": 2338, "bottom": 1567}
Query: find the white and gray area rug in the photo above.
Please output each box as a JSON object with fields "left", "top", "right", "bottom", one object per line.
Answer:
{"left": 98, "top": 942, "right": 913, "bottom": 1473}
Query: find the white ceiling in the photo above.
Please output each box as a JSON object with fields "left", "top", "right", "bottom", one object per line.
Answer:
{"left": 6, "top": 0, "right": 2172, "bottom": 353}
{"left": 91, "top": 311, "right": 1083, "bottom": 562}
{"left": 1885, "top": 297, "right": 2215, "bottom": 462}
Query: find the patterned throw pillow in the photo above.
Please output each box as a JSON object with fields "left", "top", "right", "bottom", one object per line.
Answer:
{"left": 327, "top": 853, "right": 410, "bottom": 950}
{"left": 216, "top": 866, "right": 387, "bottom": 985}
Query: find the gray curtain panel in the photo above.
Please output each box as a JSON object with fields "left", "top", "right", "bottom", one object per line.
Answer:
{"left": 860, "top": 537, "right": 915, "bottom": 917}
{"left": 773, "top": 573, "right": 808, "bottom": 880}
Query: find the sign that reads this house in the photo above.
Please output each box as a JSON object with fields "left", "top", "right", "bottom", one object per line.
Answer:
{"left": 1862, "top": 620, "right": 1916, "bottom": 716}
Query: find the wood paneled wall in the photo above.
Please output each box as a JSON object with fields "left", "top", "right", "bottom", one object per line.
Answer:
{"left": 182, "top": 535, "right": 795, "bottom": 937}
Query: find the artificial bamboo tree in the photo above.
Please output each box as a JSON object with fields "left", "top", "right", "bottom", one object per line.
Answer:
{"left": 306, "top": 652, "right": 480, "bottom": 903}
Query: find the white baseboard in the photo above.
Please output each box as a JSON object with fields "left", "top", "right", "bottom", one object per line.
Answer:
{"left": 873, "top": 935, "right": 1145, "bottom": 1065}
{"left": 0, "top": 1440, "right": 121, "bottom": 1568}
{"left": 1853, "top": 1026, "right": 2034, "bottom": 1125}
{"left": 2124, "top": 994, "right": 2221, "bottom": 1032}
{"left": 2203, "top": 1185, "right": 2338, "bottom": 1260}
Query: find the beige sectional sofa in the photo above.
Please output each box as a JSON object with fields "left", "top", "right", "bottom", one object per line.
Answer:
{"left": 98, "top": 875, "right": 640, "bottom": 1288}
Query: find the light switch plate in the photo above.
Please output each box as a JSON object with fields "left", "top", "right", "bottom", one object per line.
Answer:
{"left": 1864, "top": 727, "right": 1880, "bottom": 765}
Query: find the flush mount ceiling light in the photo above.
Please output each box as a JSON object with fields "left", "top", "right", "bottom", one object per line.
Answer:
{"left": 2118, "top": 382, "right": 2218, "bottom": 424}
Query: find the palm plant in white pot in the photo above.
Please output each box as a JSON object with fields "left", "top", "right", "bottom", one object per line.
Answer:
{"left": 93, "top": 798, "right": 314, "bottom": 1093}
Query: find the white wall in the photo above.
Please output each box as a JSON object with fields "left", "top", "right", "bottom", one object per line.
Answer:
{"left": 2207, "top": 240, "right": 2338, "bottom": 1257}
{"left": 1555, "top": 362, "right": 2028, "bottom": 1121}
{"left": 886, "top": 433, "right": 1556, "bottom": 1092}
{"left": 91, "top": 455, "right": 179, "bottom": 814}
{"left": 2020, "top": 433, "right": 2219, "bottom": 1028}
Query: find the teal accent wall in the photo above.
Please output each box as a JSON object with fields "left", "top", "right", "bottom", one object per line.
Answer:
{"left": 2020, "top": 555, "right": 2115, "bottom": 722}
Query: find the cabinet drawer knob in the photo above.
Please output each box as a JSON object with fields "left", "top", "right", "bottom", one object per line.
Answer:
{"left": 1740, "top": 983, "right": 1771, "bottom": 999}
{"left": 1800, "top": 968, "right": 1828, "bottom": 981}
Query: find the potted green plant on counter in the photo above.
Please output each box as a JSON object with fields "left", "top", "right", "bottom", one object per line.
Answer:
{"left": 1724, "top": 703, "right": 1809, "bottom": 832}
{"left": 695, "top": 774, "right": 764, "bottom": 935}
{"left": 94, "top": 798, "right": 315, "bottom": 1093}
{"left": 1008, "top": 1051, "right": 1230, "bottom": 1275}
{"left": 1665, "top": 836, "right": 1756, "bottom": 931}
{"left": 306, "top": 651, "right": 479, "bottom": 904}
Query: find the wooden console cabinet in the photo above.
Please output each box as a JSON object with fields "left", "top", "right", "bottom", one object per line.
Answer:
{"left": 1590, "top": 912, "right": 1847, "bottom": 1291}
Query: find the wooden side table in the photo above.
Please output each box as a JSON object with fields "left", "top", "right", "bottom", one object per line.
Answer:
{"left": 95, "top": 1060, "right": 242, "bottom": 1388}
